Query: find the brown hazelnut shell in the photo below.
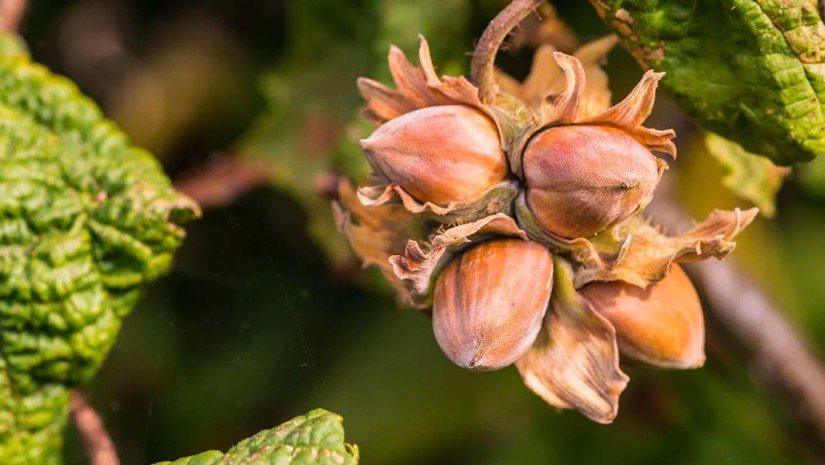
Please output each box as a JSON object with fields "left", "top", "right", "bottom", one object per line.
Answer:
{"left": 522, "top": 124, "right": 663, "bottom": 239}
{"left": 432, "top": 239, "right": 554, "bottom": 371}
{"left": 579, "top": 265, "right": 705, "bottom": 368}
{"left": 361, "top": 105, "right": 508, "bottom": 206}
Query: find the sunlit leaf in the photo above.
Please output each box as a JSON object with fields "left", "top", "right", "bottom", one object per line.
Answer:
{"left": 0, "top": 34, "right": 198, "bottom": 463}
{"left": 591, "top": 0, "right": 825, "bottom": 165}
{"left": 154, "top": 409, "right": 358, "bottom": 465}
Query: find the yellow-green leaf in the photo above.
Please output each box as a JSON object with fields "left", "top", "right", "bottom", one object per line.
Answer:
{"left": 705, "top": 132, "right": 787, "bottom": 217}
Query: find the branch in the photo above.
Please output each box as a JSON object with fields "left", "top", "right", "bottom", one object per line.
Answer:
{"left": 173, "top": 153, "right": 271, "bottom": 209}
{"left": 70, "top": 391, "right": 120, "bottom": 465}
{"left": 0, "top": 0, "right": 26, "bottom": 33}
{"left": 470, "top": 0, "right": 543, "bottom": 103}
{"left": 649, "top": 181, "right": 825, "bottom": 447}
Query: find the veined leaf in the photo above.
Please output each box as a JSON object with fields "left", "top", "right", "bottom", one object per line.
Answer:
{"left": 0, "top": 35, "right": 198, "bottom": 463}
{"left": 154, "top": 409, "right": 359, "bottom": 465}
{"left": 705, "top": 132, "right": 788, "bottom": 217}
{"left": 591, "top": 0, "right": 825, "bottom": 165}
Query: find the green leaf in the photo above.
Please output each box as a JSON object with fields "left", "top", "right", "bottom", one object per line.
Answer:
{"left": 591, "top": 0, "right": 825, "bottom": 165}
{"left": 0, "top": 34, "right": 198, "bottom": 463}
{"left": 154, "top": 409, "right": 359, "bottom": 465}
{"left": 704, "top": 132, "right": 786, "bottom": 217}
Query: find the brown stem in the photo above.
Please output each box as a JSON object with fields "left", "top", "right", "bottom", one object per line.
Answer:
{"left": 470, "top": 0, "right": 544, "bottom": 103}
{"left": 693, "top": 259, "right": 825, "bottom": 445}
{"left": 70, "top": 391, "right": 120, "bottom": 465}
{"left": 0, "top": 0, "right": 26, "bottom": 33}
{"left": 649, "top": 181, "right": 825, "bottom": 448}
{"left": 173, "top": 153, "right": 271, "bottom": 209}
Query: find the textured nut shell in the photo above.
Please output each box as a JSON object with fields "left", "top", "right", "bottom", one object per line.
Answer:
{"left": 579, "top": 265, "right": 705, "bottom": 368}
{"left": 361, "top": 105, "right": 508, "bottom": 205}
{"left": 523, "top": 125, "right": 660, "bottom": 238}
{"left": 433, "top": 239, "right": 554, "bottom": 371}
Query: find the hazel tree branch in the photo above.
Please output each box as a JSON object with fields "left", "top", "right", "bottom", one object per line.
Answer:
{"left": 470, "top": 0, "right": 543, "bottom": 103}
{"left": 649, "top": 182, "right": 825, "bottom": 447}
{"left": 693, "top": 258, "right": 825, "bottom": 445}
{"left": 70, "top": 391, "right": 120, "bottom": 465}
{"left": 173, "top": 153, "right": 271, "bottom": 209}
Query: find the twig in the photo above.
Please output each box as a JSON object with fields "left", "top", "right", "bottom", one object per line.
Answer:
{"left": 470, "top": 0, "right": 543, "bottom": 103}
{"left": 173, "top": 153, "right": 271, "bottom": 209}
{"left": 694, "top": 258, "right": 825, "bottom": 445}
{"left": 649, "top": 181, "right": 825, "bottom": 447}
{"left": 70, "top": 391, "right": 120, "bottom": 465}
{"left": 0, "top": 0, "right": 26, "bottom": 33}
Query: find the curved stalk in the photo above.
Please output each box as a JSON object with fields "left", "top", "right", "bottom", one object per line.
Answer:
{"left": 471, "top": 0, "right": 543, "bottom": 103}
{"left": 71, "top": 391, "right": 120, "bottom": 465}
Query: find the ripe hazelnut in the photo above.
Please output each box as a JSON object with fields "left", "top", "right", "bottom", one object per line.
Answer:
{"left": 579, "top": 265, "right": 705, "bottom": 368}
{"left": 432, "top": 239, "right": 554, "bottom": 371}
{"left": 361, "top": 105, "right": 508, "bottom": 205}
{"left": 522, "top": 125, "right": 661, "bottom": 238}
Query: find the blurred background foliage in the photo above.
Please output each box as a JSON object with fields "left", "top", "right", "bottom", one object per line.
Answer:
{"left": 16, "top": 0, "right": 825, "bottom": 463}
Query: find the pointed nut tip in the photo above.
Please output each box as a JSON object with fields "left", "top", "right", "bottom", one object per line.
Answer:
{"left": 463, "top": 351, "right": 504, "bottom": 372}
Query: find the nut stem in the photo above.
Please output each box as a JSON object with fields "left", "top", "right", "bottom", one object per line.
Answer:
{"left": 471, "top": 0, "right": 544, "bottom": 103}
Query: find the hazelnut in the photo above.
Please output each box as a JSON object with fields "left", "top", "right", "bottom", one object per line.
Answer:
{"left": 432, "top": 239, "right": 554, "bottom": 371}
{"left": 579, "top": 265, "right": 705, "bottom": 368}
{"left": 361, "top": 105, "right": 508, "bottom": 205}
{"left": 522, "top": 125, "right": 661, "bottom": 238}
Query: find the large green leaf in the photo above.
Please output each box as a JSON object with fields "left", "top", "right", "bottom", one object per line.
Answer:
{"left": 0, "top": 35, "right": 198, "bottom": 463}
{"left": 154, "top": 409, "right": 359, "bottom": 465}
{"left": 590, "top": 0, "right": 825, "bottom": 165}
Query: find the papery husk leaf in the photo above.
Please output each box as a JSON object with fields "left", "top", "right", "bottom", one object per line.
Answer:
{"left": 388, "top": 214, "right": 526, "bottom": 307}
{"left": 539, "top": 52, "right": 585, "bottom": 125}
{"left": 516, "top": 258, "right": 628, "bottom": 424}
{"left": 573, "top": 207, "right": 759, "bottom": 288}
{"left": 508, "top": 3, "right": 579, "bottom": 52}
{"left": 574, "top": 35, "right": 620, "bottom": 118}
{"left": 496, "top": 35, "right": 618, "bottom": 114}
{"left": 580, "top": 70, "right": 677, "bottom": 159}
{"left": 516, "top": 193, "right": 757, "bottom": 289}
{"left": 333, "top": 179, "right": 420, "bottom": 295}
{"left": 358, "top": 36, "right": 484, "bottom": 126}
{"left": 356, "top": 180, "right": 519, "bottom": 221}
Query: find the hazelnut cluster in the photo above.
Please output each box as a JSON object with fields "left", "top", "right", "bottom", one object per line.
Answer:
{"left": 334, "top": 35, "right": 756, "bottom": 423}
